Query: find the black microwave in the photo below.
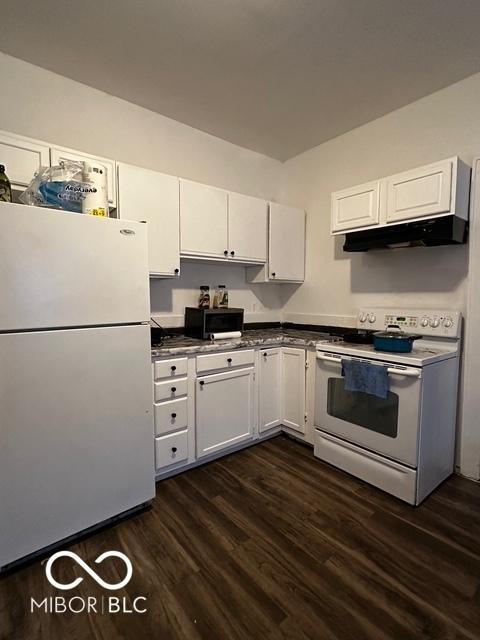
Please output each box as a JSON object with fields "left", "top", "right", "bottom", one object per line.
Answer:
{"left": 184, "top": 307, "right": 244, "bottom": 339}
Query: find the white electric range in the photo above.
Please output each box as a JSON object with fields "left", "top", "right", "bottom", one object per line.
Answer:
{"left": 314, "top": 308, "right": 462, "bottom": 505}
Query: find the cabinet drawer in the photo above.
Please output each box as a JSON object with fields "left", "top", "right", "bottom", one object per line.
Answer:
{"left": 153, "top": 357, "right": 188, "bottom": 381}
{"left": 155, "top": 430, "right": 188, "bottom": 471}
{"left": 196, "top": 349, "right": 255, "bottom": 373}
{"left": 154, "top": 377, "right": 188, "bottom": 402}
{"left": 154, "top": 397, "right": 188, "bottom": 436}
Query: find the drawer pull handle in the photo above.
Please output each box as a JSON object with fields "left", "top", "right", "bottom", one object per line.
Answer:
{"left": 171, "top": 365, "right": 177, "bottom": 371}
{"left": 171, "top": 413, "right": 177, "bottom": 419}
{"left": 171, "top": 386, "right": 176, "bottom": 393}
{"left": 199, "top": 380, "right": 205, "bottom": 386}
{"left": 271, "top": 272, "right": 276, "bottom": 277}
{"left": 174, "top": 268, "right": 179, "bottom": 274}
{"left": 227, "top": 358, "right": 232, "bottom": 363}
{"left": 171, "top": 447, "right": 177, "bottom": 453}
{"left": 230, "top": 250, "right": 235, "bottom": 257}
{"left": 224, "top": 250, "right": 228, "bottom": 256}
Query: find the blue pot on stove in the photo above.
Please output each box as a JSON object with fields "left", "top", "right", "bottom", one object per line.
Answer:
{"left": 373, "top": 325, "right": 422, "bottom": 353}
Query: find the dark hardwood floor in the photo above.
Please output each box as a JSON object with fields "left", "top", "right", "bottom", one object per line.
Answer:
{"left": 2, "top": 435, "right": 480, "bottom": 640}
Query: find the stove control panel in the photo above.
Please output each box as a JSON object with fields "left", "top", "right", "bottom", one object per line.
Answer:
{"left": 357, "top": 308, "right": 461, "bottom": 338}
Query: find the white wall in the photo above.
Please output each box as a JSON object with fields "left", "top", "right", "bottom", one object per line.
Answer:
{"left": 279, "top": 72, "right": 480, "bottom": 325}
{"left": 279, "top": 73, "right": 480, "bottom": 479}
{"left": 0, "top": 53, "right": 284, "bottom": 323}
{"left": 150, "top": 262, "right": 282, "bottom": 326}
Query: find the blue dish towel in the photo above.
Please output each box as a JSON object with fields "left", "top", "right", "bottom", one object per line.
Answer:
{"left": 341, "top": 359, "right": 389, "bottom": 399}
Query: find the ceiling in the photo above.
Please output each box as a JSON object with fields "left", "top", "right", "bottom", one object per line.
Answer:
{"left": 2, "top": 0, "right": 480, "bottom": 161}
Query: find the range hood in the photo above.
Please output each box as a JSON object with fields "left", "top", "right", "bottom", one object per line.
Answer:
{"left": 343, "top": 215, "right": 468, "bottom": 252}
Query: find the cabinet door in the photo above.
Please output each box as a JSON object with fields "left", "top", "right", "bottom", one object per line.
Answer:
{"left": 180, "top": 180, "right": 228, "bottom": 258}
{"left": 228, "top": 192, "right": 267, "bottom": 263}
{"left": 50, "top": 146, "right": 116, "bottom": 207}
{"left": 269, "top": 204, "right": 305, "bottom": 281}
{"left": 331, "top": 180, "right": 381, "bottom": 233}
{"left": 258, "top": 348, "right": 282, "bottom": 432}
{"left": 196, "top": 367, "right": 254, "bottom": 457}
{"left": 385, "top": 159, "right": 453, "bottom": 223}
{"left": 118, "top": 163, "right": 180, "bottom": 277}
{"left": 0, "top": 131, "right": 50, "bottom": 189}
{"left": 281, "top": 347, "right": 306, "bottom": 433}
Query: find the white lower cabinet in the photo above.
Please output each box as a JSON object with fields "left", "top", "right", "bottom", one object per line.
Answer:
{"left": 281, "top": 347, "right": 306, "bottom": 434}
{"left": 258, "top": 348, "right": 282, "bottom": 432}
{"left": 196, "top": 367, "right": 255, "bottom": 458}
{"left": 153, "top": 345, "right": 314, "bottom": 476}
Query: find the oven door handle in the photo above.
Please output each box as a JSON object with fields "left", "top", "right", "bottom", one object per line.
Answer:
{"left": 316, "top": 354, "right": 422, "bottom": 378}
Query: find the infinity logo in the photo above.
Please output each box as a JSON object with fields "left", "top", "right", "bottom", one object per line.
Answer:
{"left": 45, "top": 551, "right": 133, "bottom": 591}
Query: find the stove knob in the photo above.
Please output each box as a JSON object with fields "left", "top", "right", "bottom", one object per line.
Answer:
{"left": 420, "top": 317, "right": 429, "bottom": 327}
{"left": 443, "top": 317, "right": 453, "bottom": 328}
{"left": 368, "top": 313, "right": 376, "bottom": 323}
{"left": 359, "top": 312, "right": 367, "bottom": 323}
{"left": 429, "top": 317, "right": 440, "bottom": 328}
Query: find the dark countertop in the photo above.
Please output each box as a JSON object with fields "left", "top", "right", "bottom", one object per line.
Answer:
{"left": 151, "top": 328, "right": 333, "bottom": 358}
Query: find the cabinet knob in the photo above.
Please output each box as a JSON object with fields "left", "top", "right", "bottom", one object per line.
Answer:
{"left": 199, "top": 380, "right": 204, "bottom": 386}
{"left": 271, "top": 272, "right": 276, "bottom": 277}
{"left": 171, "top": 413, "right": 177, "bottom": 419}
{"left": 171, "top": 365, "right": 176, "bottom": 371}
{"left": 263, "top": 352, "right": 267, "bottom": 357}
{"left": 171, "top": 386, "right": 176, "bottom": 393}
{"left": 224, "top": 250, "right": 228, "bottom": 256}
{"left": 174, "top": 268, "right": 180, "bottom": 274}
{"left": 171, "top": 447, "right": 177, "bottom": 453}
{"left": 230, "top": 251, "right": 235, "bottom": 257}
{"left": 227, "top": 357, "right": 232, "bottom": 363}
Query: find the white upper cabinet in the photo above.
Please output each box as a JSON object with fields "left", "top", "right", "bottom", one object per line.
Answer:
{"left": 385, "top": 159, "right": 453, "bottom": 224}
{"left": 269, "top": 204, "right": 305, "bottom": 281}
{"left": 117, "top": 163, "right": 180, "bottom": 278}
{"left": 331, "top": 180, "right": 381, "bottom": 232}
{"left": 50, "top": 146, "right": 117, "bottom": 208}
{"left": 331, "top": 157, "right": 470, "bottom": 235}
{"left": 180, "top": 180, "right": 228, "bottom": 259}
{"left": 227, "top": 192, "right": 267, "bottom": 263}
{"left": 0, "top": 131, "right": 50, "bottom": 190}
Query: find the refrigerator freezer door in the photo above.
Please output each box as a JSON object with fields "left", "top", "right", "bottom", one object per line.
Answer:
{"left": 0, "top": 202, "right": 149, "bottom": 331}
{"left": 0, "top": 324, "right": 155, "bottom": 569}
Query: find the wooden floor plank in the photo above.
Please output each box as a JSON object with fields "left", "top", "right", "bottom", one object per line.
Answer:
{"left": 1, "top": 435, "right": 480, "bottom": 640}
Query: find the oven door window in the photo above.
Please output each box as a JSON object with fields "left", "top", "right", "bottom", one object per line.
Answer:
{"left": 327, "top": 378, "right": 399, "bottom": 438}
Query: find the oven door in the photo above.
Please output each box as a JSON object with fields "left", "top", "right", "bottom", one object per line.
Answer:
{"left": 315, "top": 351, "right": 422, "bottom": 467}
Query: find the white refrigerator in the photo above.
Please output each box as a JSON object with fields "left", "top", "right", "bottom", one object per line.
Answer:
{"left": 0, "top": 203, "right": 155, "bottom": 570}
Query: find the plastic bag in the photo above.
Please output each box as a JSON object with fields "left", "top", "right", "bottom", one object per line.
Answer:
{"left": 20, "top": 160, "right": 98, "bottom": 213}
